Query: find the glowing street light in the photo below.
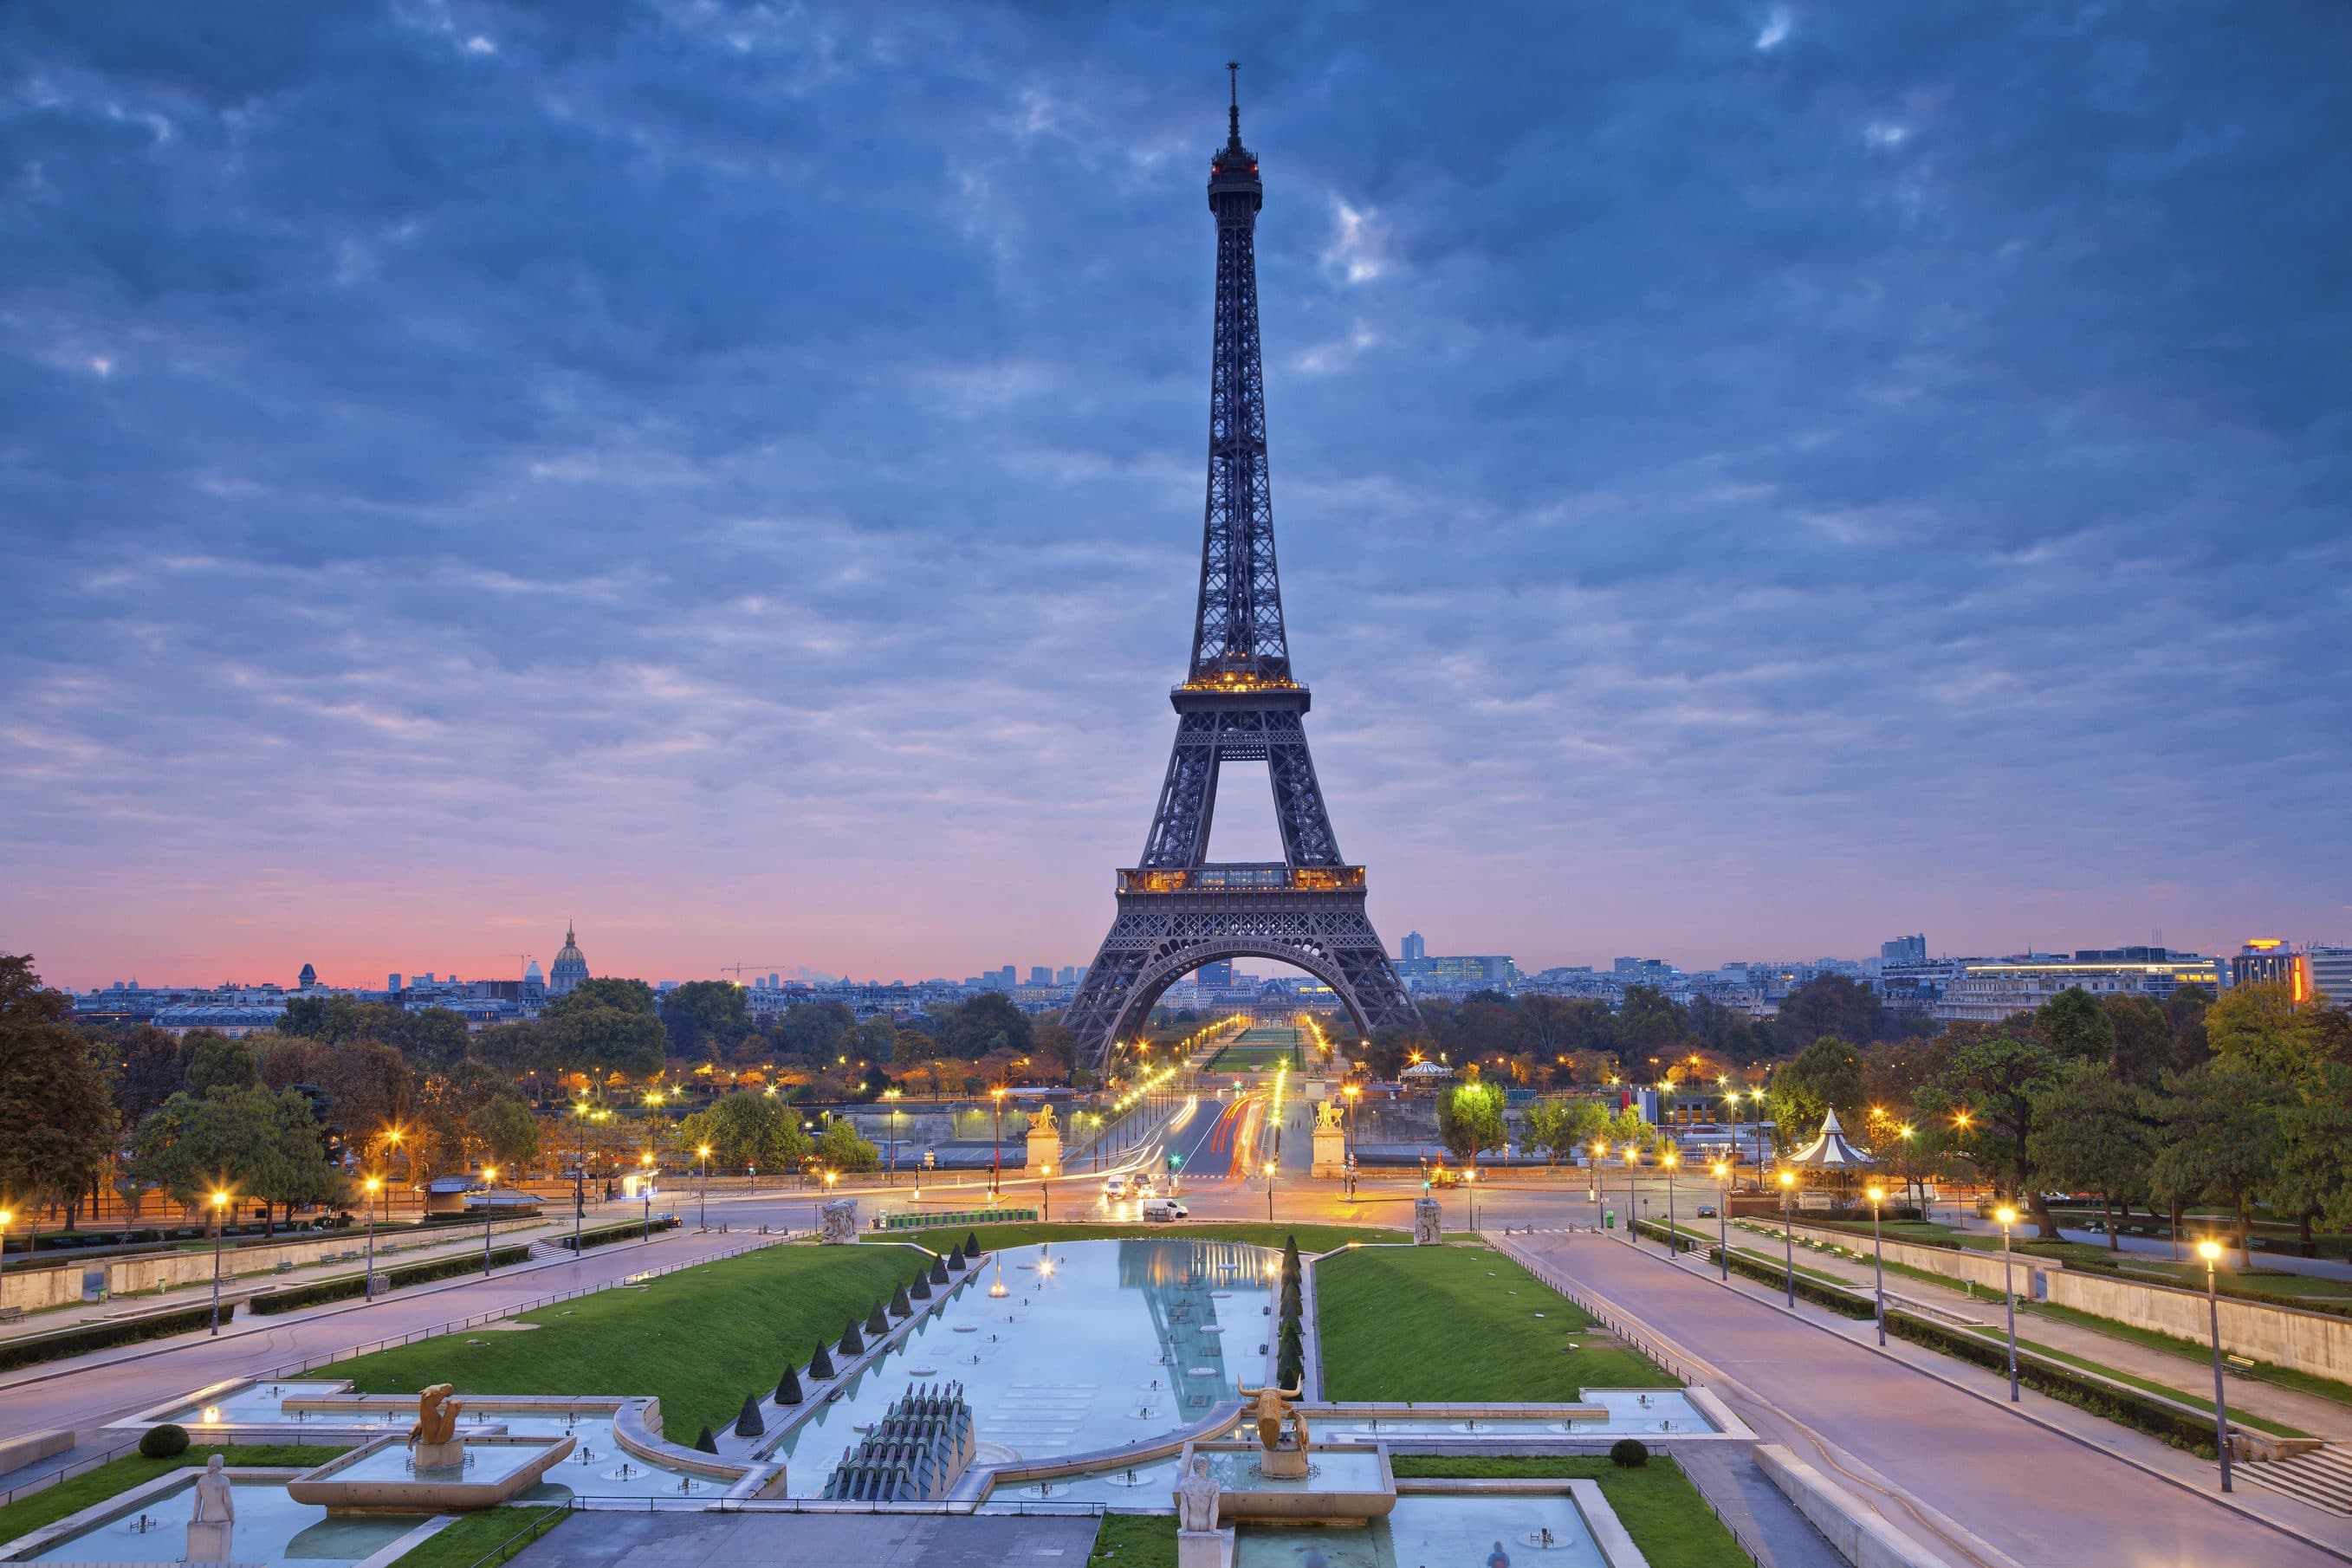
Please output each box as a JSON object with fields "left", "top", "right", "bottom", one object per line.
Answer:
{"left": 1710, "top": 1161, "right": 1730, "bottom": 1280}
{"left": 1776, "top": 1169, "right": 1797, "bottom": 1306}
{"left": 209, "top": 1189, "right": 231, "bottom": 1335}
{"left": 362, "top": 1176, "right": 382, "bottom": 1299}
{"left": 1660, "top": 1149, "right": 1679, "bottom": 1258}
{"left": 2197, "top": 1239, "right": 2233, "bottom": 1492}
{"left": 697, "top": 1144, "right": 712, "bottom": 1231}
{"left": 1865, "top": 1182, "right": 1888, "bottom": 1344}
{"left": 481, "top": 1166, "right": 499, "bottom": 1277}
{"left": 1995, "top": 1203, "right": 2021, "bottom": 1401}
{"left": 0, "top": 1207, "right": 12, "bottom": 1303}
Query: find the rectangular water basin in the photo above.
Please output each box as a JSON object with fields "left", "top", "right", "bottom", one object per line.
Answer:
{"left": 287, "top": 1437, "right": 573, "bottom": 1513}
{"left": 1573, "top": 1389, "right": 1712, "bottom": 1434}
{"left": 152, "top": 1383, "right": 359, "bottom": 1430}
{"left": 21, "top": 1479, "right": 424, "bottom": 1566}
{"left": 769, "top": 1238, "right": 1277, "bottom": 1492}
{"left": 1184, "top": 1443, "right": 1393, "bottom": 1524}
{"left": 1235, "top": 1493, "right": 1604, "bottom": 1568}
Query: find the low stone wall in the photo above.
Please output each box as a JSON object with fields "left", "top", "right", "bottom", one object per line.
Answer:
{"left": 1, "top": 1218, "right": 548, "bottom": 1314}
{"left": 1775, "top": 1216, "right": 2352, "bottom": 1384}
{"left": 1753, "top": 1442, "right": 1954, "bottom": 1568}
{"left": 2043, "top": 1268, "right": 2352, "bottom": 1384}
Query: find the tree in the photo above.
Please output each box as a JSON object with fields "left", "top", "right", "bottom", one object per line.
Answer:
{"left": 677, "top": 1092, "right": 812, "bottom": 1171}
{"left": 2032, "top": 987, "right": 2116, "bottom": 1063}
{"left": 2271, "top": 1062, "right": 2352, "bottom": 1237}
{"left": 2101, "top": 995, "right": 2175, "bottom": 1087}
{"left": 104, "top": 1024, "right": 190, "bottom": 1125}
{"left": 278, "top": 995, "right": 469, "bottom": 1065}
{"left": 2163, "top": 985, "right": 2213, "bottom": 1070}
{"left": 813, "top": 1115, "right": 880, "bottom": 1173}
{"left": 2025, "top": 1064, "right": 2157, "bottom": 1247}
{"left": 0, "top": 956, "right": 120, "bottom": 1228}
{"left": 776, "top": 1001, "right": 856, "bottom": 1060}
{"left": 935, "top": 995, "right": 1033, "bottom": 1062}
{"left": 1914, "top": 1032, "right": 2066, "bottom": 1236}
{"left": 1766, "top": 1037, "right": 1863, "bottom": 1155}
{"left": 1774, "top": 976, "right": 1885, "bottom": 1052}
{"left": 1435, "top": 1080, "right": 1507, "bottom": 1170}
{"left": 470, "top": 1096, "right": 541, "bottom": 1172}
{"left": 659, "top": 982, "right": 752, "bottom": 1062}
{"left": 1519, "top": 1097, "right": 1611, "bottom": 1164}
{"left": 1616, "top": 986, "right": 1686, "bottom": 1056}
{"left": 184, "top": 1033, "right": 260, "bottom": 1096}
{"left": 129, "top": 1084, "right": 341, "bottom": 1229}
{"left": 2149, "top": 1064, "right": 2289, "bottom": 1267}
{"left": 541, "top": 980, "right": 665, "bottom": 1081}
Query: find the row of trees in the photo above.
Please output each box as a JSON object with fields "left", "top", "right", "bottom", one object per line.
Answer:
{"left": 1754, "top": 981, "right": 2349, "bottom": 1256}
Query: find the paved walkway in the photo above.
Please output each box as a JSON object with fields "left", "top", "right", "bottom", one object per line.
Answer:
{"left": 1501, "top": 1230, "right": 2352, "bottom": 1568}
{"left": 1700, "top": 1219, "right": 2352, "bottom": 1440}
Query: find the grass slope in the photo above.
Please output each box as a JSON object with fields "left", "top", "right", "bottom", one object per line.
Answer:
{"left": 1314, "top": 1244, "right": 1675, "bottom": 1400}
{"left": 1389, "top": 1455, "right": 1748, "bottom": 1568}
{"left": 387, "top": 1506, "right": 567, "bottom": 1568}
{"left": 0, "top": 1446, "right": 349, "bottom": 1546}
{"left": 330, "top": 1245, "right": 910, "bottom": 1440}
{"left": 1085, "top": 1513, "right": 1174, "bottom": 1568}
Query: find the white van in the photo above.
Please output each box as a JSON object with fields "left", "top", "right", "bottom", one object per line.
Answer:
{"left": 1143, "top": 1197, "right": 1189, "bottom": 1222}
{"left": 1103, "top": 1174, "right": 1128, "bottom": 1198}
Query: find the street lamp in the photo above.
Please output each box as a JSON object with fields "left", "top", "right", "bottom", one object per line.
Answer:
{"left": 2197, "top": 1239, "right": 2233, "bottom": 1492}
{"left": 1777, "top": 1169, "right": 1797, "bottom": 1307}
{"left": 362, "top": 1177, "right": 382, "bottom": 1300}
{"left": 1710, "top": 1161, "right": 1730, "bottom": 1280}
{"left": 1865, "top": 1182, "right": 1888, "bottom": 1345}
{"left": 1995, "top": 1202, "right": 2021, "bottom": 1402}
{"left": 1267, "top": 1159, "right": 1278, "bottom": 1222}
{"left": 481, "top": 1166, "right": 498, "bottom": 1277}
{"left": 208, "top": 1189, "right": 230, "bottom": 1335}
{"left": 1588, "top": 1140, "right": 1605, "bottom": 1206}
{"left": 0, "top": 1208, "right": 11, "bottom": 1305}
{"left": 639, "top": 1152, "right": 655, "bottom": 1241}
{"left": 884, "top": 1090, "right": 903, "bottom": 1187}
{"left": 1661, "top": 1149, "right": 1679, "bottom": 1258}
{"left": 1040, "top": 1164, "right": 1052, "bottom": 1221}
{"left": 697, "top": 1145, "right": 711, "bottom": 1231}
{"left": 989, "top": 1086, "right": 1006, "bottom": 1200}
{"left": 1623, "top": 1144, "right": 1640, "bottom": 1247}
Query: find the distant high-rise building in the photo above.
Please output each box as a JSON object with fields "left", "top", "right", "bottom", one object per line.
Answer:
{"left": 387, "top": 973, "right": 403, "bottom": 992}
{"left": 1057, "top": 965, "right": 1079, "bottom": 986}
{"left": 769, "top": 972, "right": 781, "bottom": 989}
{"left": 1880, "top": 935, "right": 1926, "bottom": 965}
{"left": 2231, "top": 939, "right": 2307, "bottom": 996}
{"left": 1401, "top": 932, "right": 1426, "bottom": 962}
{"left": 2308, "top": 949, "right": 2352, "bottom": 1009}
{"left": 1029, "top": 966, "right": 1053, "bottom": 987}
{"left": 1196, "top": 959, "right": 1235, "bottom": 990}
{"left": 548, "top": 923, "right": 590, "bottom": 996}
{"left": 1613, "top": 957, "right": 1672, "bottom": 981}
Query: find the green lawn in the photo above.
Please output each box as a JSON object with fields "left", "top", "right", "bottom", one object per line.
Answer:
{"left": 382, "top": 1506, "right": 567, "bottom": 1568}
{"left": 329, "top": 1245, "right": 911, "bottom": 1440}
{"left": 1207, "top": 1045, "right": 1299, "bottom": 1073}
{"left": 887, "top": 1222, "right": 1400, "bottom": 1256}
{"left": 1389, "top": 1455, "right": 1750, "bottom": 1568}
{"left": 1314, "top": 1244, "right": 1675, "bottom": 1400}
{"left": 0, "top": 1446, "right": 348, "bottom": 1546}
{"left": 1085, "top": 1513, "right": 1174, "bottom": 1568}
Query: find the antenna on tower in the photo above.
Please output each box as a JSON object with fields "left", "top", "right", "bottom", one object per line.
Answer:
{"left": 1227, "top": 61, "right": 1241, "bottom": 144}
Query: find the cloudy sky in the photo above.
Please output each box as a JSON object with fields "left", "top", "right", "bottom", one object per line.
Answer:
{"left": 3, "top": 3, "right": 2348, "bottom": 991}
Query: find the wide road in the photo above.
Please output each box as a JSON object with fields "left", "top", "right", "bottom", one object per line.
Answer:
{"left": 1513, "top": 1229, "right": 2347, "bottom": 1568}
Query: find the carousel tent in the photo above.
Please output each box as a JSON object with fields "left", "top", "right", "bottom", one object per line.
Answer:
{"left": 1786, "top": 1107, "right": 1873, "bottom": 1168}
{"left": 1400, "top": 1059, "right": 1455, "bottom": 1084}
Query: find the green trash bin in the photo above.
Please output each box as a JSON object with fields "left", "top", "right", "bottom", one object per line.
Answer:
{"left": 1603, "top": 1208, "right": 1616, "bottom": 1230}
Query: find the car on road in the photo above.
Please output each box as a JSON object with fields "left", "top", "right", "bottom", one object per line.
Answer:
{"left": 1695, "top": 1203, "right": 1718, "bottom": 1218}
{"left": 1103, "top": 1174, "right": 1127, "bottom": 1198}
{"left": 1132, "top": 1175, "right": 1156, "bottom": 1198}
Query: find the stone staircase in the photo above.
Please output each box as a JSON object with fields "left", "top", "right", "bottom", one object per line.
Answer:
{"left": 2239, "top": 1442, "right": 2352, "bottom": 1516}
{"left": 528, "top": 1241, "right": 574, "bottom": 1263}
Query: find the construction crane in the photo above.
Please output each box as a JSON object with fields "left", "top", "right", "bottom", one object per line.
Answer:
{"left": 719, "top": 963, "right": 789, "bottom": 982}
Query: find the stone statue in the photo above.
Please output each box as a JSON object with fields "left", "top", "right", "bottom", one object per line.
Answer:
{"left": 1235, "top": 1379, "right": 1308, "bottom": 1452}
{"left": 1030, "top": 1102, "right": 1056, "bottom": 1135}
{"left": 820, "top": 1196, "right": 859, "bottom": 1245}
{"left": 1413, "top": 1195, "right": 1442, "bottom": 1245}
{"left": 185, "top": 1453, "right": 235, "bottom": 1565}
{"left": 1315, "top": 1099, "right": 1344, "bottom": 1131}
{"left": 409, "top": 1383, "right": 463, "bottom": 1448}
{"left": 1176, "top": 1454, "right": 1220, "bottom": 1532}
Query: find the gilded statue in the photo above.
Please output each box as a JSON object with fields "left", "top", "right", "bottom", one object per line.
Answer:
{"left": 1235, "top": 1378, "right": 1308, "bottom": 1452}
{"left": 1314, "top": 1100, "right": 1344, "bottom": 1131}
{"left": 409, "top": 1383, "right": 463, "bottom": 1448}
{"left": 1029, "top": 1102, "right": 1057, "bottom": 1134}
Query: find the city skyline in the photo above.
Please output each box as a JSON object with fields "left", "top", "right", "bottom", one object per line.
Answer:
{"left": 6, "top": 7, "right": 2350, "bottom": 990}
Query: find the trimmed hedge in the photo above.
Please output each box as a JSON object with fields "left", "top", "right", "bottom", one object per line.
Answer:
{"left": 248, "top": 1243, "right": 534, "bottom": 1315}
{"left": 1708, "top": 1244, "right": 1875, "bottom": 1319}
{"left": 560, "top": 1215, "right": 680, "bottom": 1251}
{"left": 1631, "top": 1219, "right": 1702, "bottom": 1256}
{"left": 0, "top": 1300, "right": 224, "bottom": 1372}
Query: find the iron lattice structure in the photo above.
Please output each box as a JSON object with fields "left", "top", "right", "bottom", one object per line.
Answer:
{"left": 1066, "top": 71, "right": 1418, "bottom": 1069}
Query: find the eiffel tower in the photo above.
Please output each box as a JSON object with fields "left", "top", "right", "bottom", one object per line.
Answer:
{"left": 1066, "top": 68, "right": 1417, "bottom": 1069}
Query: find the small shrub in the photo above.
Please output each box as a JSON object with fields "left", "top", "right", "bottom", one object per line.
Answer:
{"left": 1608, "top": 1437, "right": 1648, "bottom": 1468}
{"left": 140, "top": 1423, "right": 191, "bottom": 1459}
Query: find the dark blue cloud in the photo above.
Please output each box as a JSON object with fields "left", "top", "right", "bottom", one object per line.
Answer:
{"left": 2, "top": 1, "right": 2347, "bottom": 984}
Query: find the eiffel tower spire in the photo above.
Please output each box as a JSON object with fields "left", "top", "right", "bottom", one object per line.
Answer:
{"left": 1065, "top": 70, "right": 1416, "bottom": 1068}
